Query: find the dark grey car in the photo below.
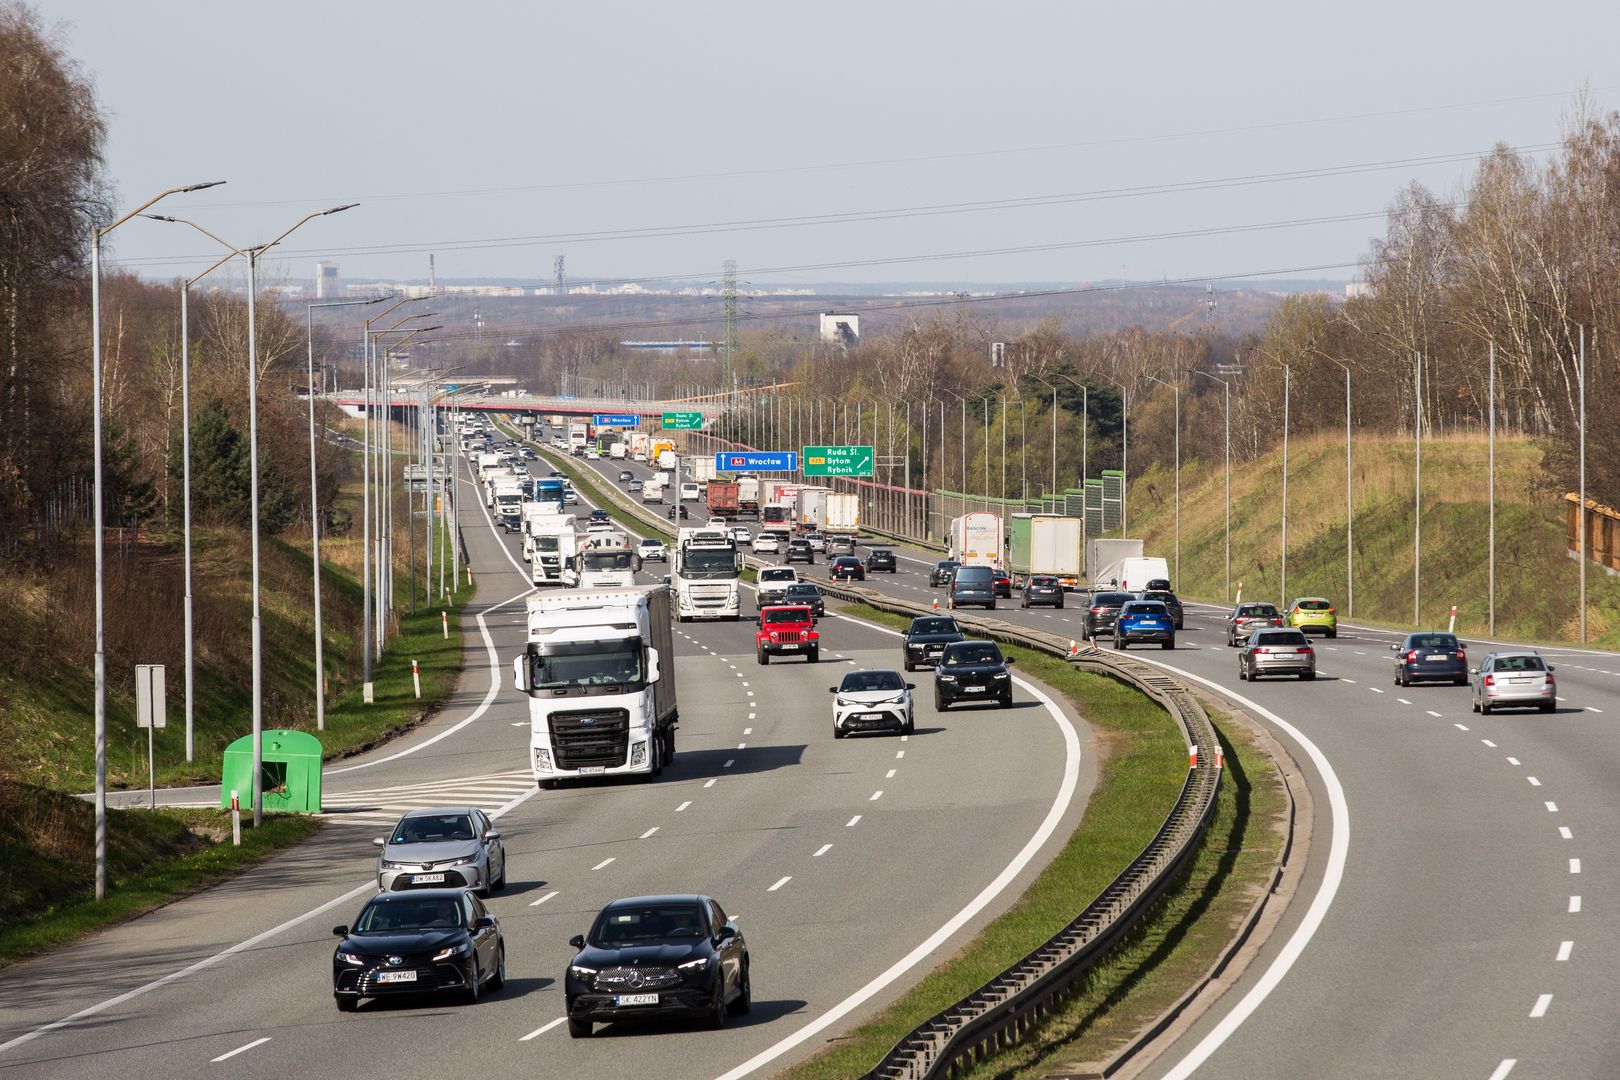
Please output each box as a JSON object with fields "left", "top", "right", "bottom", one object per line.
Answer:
{"left": 1021, "top": 575, "right": 1064, "bottom": 609}
{"left": 948, "top": 565, "right": 996, "bottom": 610}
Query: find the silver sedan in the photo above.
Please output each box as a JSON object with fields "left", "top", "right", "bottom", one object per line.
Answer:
{"left": 1471, "top": 651, "right": 1558, "bottom": 714}
{"left": 375, "top": 807, "right": 507, "bottom": 896}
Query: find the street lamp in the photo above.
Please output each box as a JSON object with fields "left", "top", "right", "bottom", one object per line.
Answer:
{"left": 1031, "top": 375, "right": 1058, "bottom": 502}
{"left": 306, "top": 295, "right": 388, "bottom": 730}
{"left": 1095, "top": 375, "right": 1128, "bottom": 535}
{"left": 1193, "top": 371, "right": 1231, "bottom": 603}
{"left": 1055, "top": 372, "right": 1090, "bottom": 504}
{"left": 1143, "top": 373, "right": 1180, "bottom": 591}
{"left": 91, "top": 180, "right": 224, "bottom": 900}
{"left": 148, "top": 202, "right": 358, "bottom": 828}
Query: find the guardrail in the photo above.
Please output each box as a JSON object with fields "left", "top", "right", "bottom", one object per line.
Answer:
{"left": 512, "top": 418, "right": 1223, "bottom": 1079}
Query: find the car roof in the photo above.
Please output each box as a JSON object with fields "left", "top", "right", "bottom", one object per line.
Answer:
{"left": 1484, "top": 649, "right": 1542, "bottom": 659}
{"left": 398, "top": 806, "right": 479, "bottom": 819}
{"left": 602, "top": 893, "right": 709, "bottom": 909}
{"left": 362, "top": 887, "right": 473, "bottom": 903}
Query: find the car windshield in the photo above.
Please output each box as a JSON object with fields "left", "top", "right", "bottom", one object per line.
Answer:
{"left": 1238, "top": 604, "right": 1279, "bottom": 618}
{"left": 954, "top": 567, "right": 993, "bottom": 584}
{"left": 391, "top": 813, "right": 476, "bottom": 844}
{"left": 1296, "top": 599, "right": 1332, "bottom": 611}
{"left": 786, "top": 585, "right": 820, "bottom": 598}
{"left": 1409, "top": 634, "right": 1458, "bottom": 649}
{"left": 582, "top": 551, "right": 633, "bottom": 570}
{"left": 841, "top": 671, "right": 905, "bottom": 692}
{"left": 639, "top": 540, "right": 661, "bottom": 550}
{"left": 1124, "top": 602, "right": 1168, "bottom": 615}
{"left": 946, "top": 644, "right": 1002, "bottom": 666}
{"left": 1255, "top": 632, "right": 1308, "bottom": 646}
{"left": 762, "top": 569, "right": 795, "bottom": 582}
{"left": 529, "top": 641, "right": 643, "bottom": 689}
{"left": 872, "top": 550, "right": 893, "bottom": 558}
{"left": 1143, "top": 591, "right": 1175, "bottom": 602}
{"left": 764, "top": 607, "right": 812, "bottom": 624}
{"left": 936, "top": 562, "right": 959, "bottom": 571}
{"left": 911, "top": 618, "right": 959, "bottom": 635}
{"left": 591, "top": 903, "right": 707, "bottom": 945}
{"left": 355, "top": 897, "right": 466, "bottom": 932}
{"left": 1493, "top": 655, "right": 1546, "bottom": 671}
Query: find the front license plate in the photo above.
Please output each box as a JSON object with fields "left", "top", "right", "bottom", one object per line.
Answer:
{"left": 779, "top": 643, "right": 799, "bottom": 650}
{"left": 377, "top": 970, "right": 417, "bottom": 984}
{"left": 577, "top": 766, "right": 606, "bottom": 774}
{"left": 860, "top": 713, "right": 885, "bottom": 721}
{"left": 615, "top": 993, "right": 659, "bottom": 1006}
{"left": 964, "top": 686, "right": 987, "bottom": 693}
{"left": 412, "top": 873, "right": 445, "bottom": 884}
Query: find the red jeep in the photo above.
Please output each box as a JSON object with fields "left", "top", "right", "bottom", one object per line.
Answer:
{"left": 755, "top": 605, "right": 820, "bottom": 665}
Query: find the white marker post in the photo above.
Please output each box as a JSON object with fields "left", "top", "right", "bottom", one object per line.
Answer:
{"left": 230, "top": 789, "right": 241, "bottom": 846}
{"left": 412, "top": 659, "right": 422, "bottom": 699}
{"left": 1448, "top": 605, "right": 1458, "bottom": 633}
{"left": 135, "top": 664, "right": 166, "bottom": 811}
{"left": 441, "top": 610, "right": 448, "bottom": 639}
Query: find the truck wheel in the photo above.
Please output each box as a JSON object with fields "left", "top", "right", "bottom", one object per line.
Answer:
{"left": 757, "top": 649, "right": 768, "bottom": 665}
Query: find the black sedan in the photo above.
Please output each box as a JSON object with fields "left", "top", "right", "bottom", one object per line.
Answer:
{"left": 1021, "top": 575, "right": 1065, "bottom": 609}
{"left": 783, "top": 581, "right": 827, "bottom": 617}
{"left": 588, "top": 508, "right": 611, "bottom": 524}
{"left": 1140, "top": 588, "right": 1184, "bottom": 629}
{"left": 992, "top": 569, "right": 1012, "bottom": 598}
{"left": 1392, "top": 631, "right": 1469, "bottom": 687}
{"left": 902, "top": 614, "right": 966, "bottom": 671}
{"left": 865, "top": 548, "right": 898, "bottom": 572}
{"left": 929, "top": 560, "right": 961, "bottom": 587}
{"left": 829, "top": 556, "right": 866, "bottom": 582}
{"left": 1082, "top": 591, "right": 1135, "bottom": 640}
{"left": 332, "top": 889, "right": 504, "bottom": 1011}
{"left": 565, "top": 894, "right": 749, "bottom": 1036}
{"left": 934, "top": 639, "right": 1015, "bottom": 710}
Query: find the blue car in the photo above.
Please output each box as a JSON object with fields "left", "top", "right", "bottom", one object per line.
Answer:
{"left": 1115, "top": 600, "right": 1176, "bottom": 650}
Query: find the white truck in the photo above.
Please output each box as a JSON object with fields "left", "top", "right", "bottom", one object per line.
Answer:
{"left": 737, "top": 476, "right": 760, "bottom": 517}
{"left": 679, "top": 482, "right": 701, "bottom": 502}
{"left": 656, "top": 448, "right": 678, "bottom": 471}
{"left": 483, "top": 466, "right": 514, "bottom": 508}
{"left": 949, "top": 512, "right": 1003, "bottom": 568}
{"left": 1008, "top": 514, "right": 1084, "bottom": 590}
{"left": 1118, "top": 555, "right": 1171, "bottom": 592}
{"left": 525, "top": 512, "right": 578, "bottom": 586}
{"left": 797, "top": 486, "right": 830, "bottom": 530}
{"left": 512, "top": 586, "right": 679, "bottom": 788}
{"left": 568, "top": 421, "right": 590, "bottom": 454}
{"left": 641, "top": 479, "right": 665, "bottom": 503}
{"left": 1087, "top": 538, "right": 1144, "bottom": 590}
{"left": 688, "top": 456, "right": 718, "bottom": 486}
{"left": 672, "top": 527, "right": 742, "bottom": 622}
{"left": 824, "top": 492, "right": 861, "bottom": 537}
{"left": 609, "top": 441, "right": 628, "bottom": 459}
{"left": 476, "top": 451, "right": 503, "bottom": 481}
{"left": 492, "top": 476, "right": 525, "bottom": 530}
{"left": 576, "top": 532, "right": 638, "bottom": 589}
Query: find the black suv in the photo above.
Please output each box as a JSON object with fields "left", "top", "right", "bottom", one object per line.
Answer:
{"left": 1021, "top": 575, "right": 1064, "bottom": 608}
{"left": 829, "top": 556, "right": 866, "bottom": 582}
{"left": 1139, "top": 588, "right": 1184, "bottom": 629}
{"left": 785, "top": 538, "right": 815, "bottom": 564}
{"left": 934, "top": 640, "right": 1015, "bottom": 710}
{"left": 902, "top": 615, "right": 966, "bottom": 671}
{"left": 588, "top": 508, "right": 611, "bottom": 524}
{"left": 783, "top": 582, "right": 826, "bottom": 617}
{"left": 929, "top": 560, "right": 960, "bottom": 587}
{"left": 1082, "top": 591, "right": 1135, "bottom": 639}
{"left": 865, "top": 548, "right": 897, "bottom": 573}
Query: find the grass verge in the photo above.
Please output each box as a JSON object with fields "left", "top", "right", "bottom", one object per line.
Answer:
{"left": 776, "top": 601, "right": 1187, "bottom": 1080}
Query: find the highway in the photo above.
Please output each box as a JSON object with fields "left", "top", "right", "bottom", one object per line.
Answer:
{"left": 583, "top": 445, "right": 1620, "bottom": 1079}
{"left": 0, "top": 434, "right": 1093, "bottom": 1080}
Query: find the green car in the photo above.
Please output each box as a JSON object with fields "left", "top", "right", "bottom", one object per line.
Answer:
{"left": 1286, "top": 597, "right": 1338, "bottom": 637}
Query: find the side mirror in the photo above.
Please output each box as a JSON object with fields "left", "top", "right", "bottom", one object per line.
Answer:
{"left": 332, "top": 925, "right": 349, "bottom": 937}
{"left": 716, "top": 925, "right": 737, "bottom": 942}
{"left": 645, "top": 647, "right": 661, "bottom": 683}
{"left": 484, "top": 829, "right": 501, "bottom": 841}
{"left": 905, "top": 682, "right": 916, "bottom": 690}
{"left": 1548, "top": 664, "right": 1557, "bottom": 672}
{"left": 372, "top": 837, "right": 386, "bottom": 848}
{"left": 1468, "top": 668, "right": 1479, "bottom": 676}
{"left": 660, "top": 574, "right": 672, "bottom": 586}
{"left": 828, "top": 686, "right": 837, "bottom": 693}
{"left": 472, "top": 916, "right": 496, "bottom": 931}
{"left": 568, "top": 934, "right": 585, "bottom": 950}
{"left": 513, "top": 654, "right": 532, "bottom": 692}
{"left": 1004, "top": 657, "right": 1016, "bottom": 665}
{"left": 1389, "top": 643, "right": 1400, "bottom": 651}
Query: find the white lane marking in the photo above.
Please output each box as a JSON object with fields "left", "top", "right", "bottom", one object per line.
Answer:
{"left": 886, "top": 769, "right": 897, "bottom": 779}
{"left": 1570, "top": 895, "right": 1582, "bottom": 912}
{"left": 737, "top": 742, "right": 747, "bottom": 750}
{"left": 592, "top": 858, "right": 615, "bottom": 871}
{"left": 900, "top": 734, "right": 909, "bottom": 742}
{"left": 741, "top": 681, "right": 750, "bottom": 687}
{"left": 749, "top": 712, "right": 757, "bottom": 720}
{"left": 1547, "top": 801, "right": 1559, "bottom": 812}
{"left": 1530, "top": 994, "right": 1553, "bottom": 1018}
{"left": 1482, "top": 739, "right": 1497, "bottom": 747}
{"left": 896, "top": 750, "right": 905, "bottom": 759}
{"left": 1488, "top": 1060, "right": 1517, "bottom": 1080}
{"left": 1559, "top": 826, "right": 1573, "bottom": 839}
{"left": 529, "top": 890, "right": 559, "bottom": 907}
{"left": 640, "top": 827, "right": 659, "bottom": 840}
{"left": 1396, "top": 697, "right": 1412, "bottom": 705}
{"left": 705, "top": 779, "right": 717, "bottom": 788}
{"left": 767, "top": 876, "right": 792, "bottom": 892}
{"left": 1556, "top": 940, "right": 1574, "bottom": 961}
{"left": 1369, "top": 687, "right": 1384, "bottom": 694}
{"left": 510, "top": 720, "right": 526, "bottom": 726}
{"left": 211, "top": 1037, "right": 271, "bottom": 1062}
{"left": 1432, "top": 712, "right": 1447, "bottom": 719}
{"left": 1507, "top": 757, "right": 1521, "bottom": 765}
{"left": 813, "top": 844, "right": 832, "bottom": 857}
{"left": 1570, "top": 858, "right": 1582, "bottom": 874}
{"left": 743, "top": 727, "right": 753, "bottom": 735}
{"left": 520, "top": 1017, "right": 566, "bottom": 1041}
{"left": 676, "top": 801, "right": 692, "bottom": 812}
{"left": 746, "top": 691, "right": 754, "bottom": 697}
{"left": 1528, "top": 777, "right": 1542, "bottom": 786}
{"left": 724, "top": 759, "right": 735, "bottom": 768}
{"left": 1341, "top": 677, "right": 1357, "bottom": 684}
{"left": 846, "top": 815, "right": 861, "bottom": 827}
{"left": 1587, "top": 706, "right": 1604, "bottom": 713}
{"left": 869, "top": 790, "right": 884, "bottom": 801}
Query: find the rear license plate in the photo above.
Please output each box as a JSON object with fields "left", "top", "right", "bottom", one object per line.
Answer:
{"left": 377, "top": 970, "right": 417, "bottom": 984}
{"left": 1425, "top": 655, "right": 1447, "bottom": 662}
{"left": 615, "top": 993, "right": 659, "bottom": 1006}
{"left": 412, "top": 873, "right": 445, "bottom": 884}
{"left": 965, "top": 686, "right": 986, "bottom": 693}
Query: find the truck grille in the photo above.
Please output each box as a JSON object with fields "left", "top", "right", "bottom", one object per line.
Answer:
{"left": 691, "top": 585, "right": 731, "bottom": 608}
{"left": 774, "top": 630, "right": 803, "bottom": 643}
{"left": 550, "top": 708, "right": 630, "bottom": 769}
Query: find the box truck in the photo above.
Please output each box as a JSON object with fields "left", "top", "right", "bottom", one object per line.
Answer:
{"left": 1008, "top": 514, "right": 1084, "bottom": 590}
{"left": 706, "top": 481, "right": 740, "bottom": 517}
{"left": 797, "top": 486, "right": 830, "bottom": 530}
{"left": 1087, "top": 538, "right": 1144, "bottom": 590}
{"left": 1118, "top": 556, "right": 1171, "bottom": 592}
{"left": 736, "top": 476, "right": 760, "bottom": 517}
{"left": 825, "top": 492, "right": 861, "bottom": 536}
{"left": 948, "top": 512, "right": 1003, "bottom": 567}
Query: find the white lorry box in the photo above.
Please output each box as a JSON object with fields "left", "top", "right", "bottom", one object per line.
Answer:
{"left": 824, "top": 492, "right": 861, "bottom": 536}
{"left": 948, "top": 512, "right": 1003, "bottom": 567}
{"left": 1118, "top": 556, "right": 1171, "bottom": 592}
{"left": 492, "top": 476, "right": 525, "bottom": 527}
{"left": 609, "top": 442, "right": 628, "bottom": 459}
{"left": 797, "top": 486, "right": 830, "bottom": 529}
{"left": 476, "top": 452, "right": 503, "bottom": 481}
{"left": 656, "top": 449, "right": 677, "bottom": 471}
{"left": 1087, "top": 539, "right": 1145, "bottom": 590}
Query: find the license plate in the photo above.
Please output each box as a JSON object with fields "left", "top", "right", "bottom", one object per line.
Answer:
{"left": 577, "top": 766, "right": 606, "bottom": 774}
{"left": 860, "top": 712, "right": 885, "bottom": 720}
{"left": 965, "top": 685, "right": 986, "bottom": 693}
{"left": 412, "top": 873, "right": 445, "bottom": 884}
{"left": 1425, "top": 655, "right": 1446, "bottom": 662}
{"left": 615, "top": 993, "right": 659, "bottom": 1006}
{"left": 377, "top": 970, "right": 417, "bottom": 984}
{"left": 779, "top": 643, "right": 799, "bottom": 650}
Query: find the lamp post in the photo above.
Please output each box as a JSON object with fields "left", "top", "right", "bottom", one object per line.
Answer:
{"left": 1194, "top": 371, "right": 1231, "bottom": 603}
{"left": 305, "top": 296, "right": 388, "bottom": 731}
{"left": 1333, "top": 359, "right": 1354, "bottom": 619}
{"left": 1579, "top": 328, "right": 1587, "bottom": 644}
{"left": 148, "top": 203, "right": 358, "bottom": 827}
{"left": 91, "top": 180, "right": 224, "bottom": 899}
{"left": 1413, "top": 351, "right": 1422, "bottom": 626}
{"left": 1488, "top": 341, "right": 1495, "bottom": 635}
{"left": 1096, "top": 375, "right": 1128, "bottom": 535}
{"left": 1281, "top": 361, "right": 1291, "bottom": 608}
{"left": 1143, "top": 373, "right": 1180, "bottom": 591}
{"left": 1032, "top": 375, "right": 1058, "bottom": 501}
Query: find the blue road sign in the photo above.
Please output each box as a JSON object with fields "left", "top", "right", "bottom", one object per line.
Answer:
{"left": 592, "top": 413, "right": 640, "bottom": 427}
{"left": 715, "top": 451, "right": 798, "bottom": 473}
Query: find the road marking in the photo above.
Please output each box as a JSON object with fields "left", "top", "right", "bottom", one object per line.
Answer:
{"left": 900, "top": 734, "right": 909, "bottom": 742}
{"left": 896, "top": 750, "right": 905, "bottom": 759}
{"left": 1569, "top": 895, "right": 1582, "bottom": 912}
{"left": 212, "top": 1038, "right": 270, "bottom": 1062}
{"left": 743, "top": 727, "right": 752, "bottom": 735}
{"left": 676, "top": 801, "right": 691, "bottom": 812}
{"left": 1341, "top": 678, "right": 1357, "bottom": 684}
{"left": 1396, "top": 697, "right": 1412, "bottom": 705}
{"left": 520, "top": 1017, "right": 566, "bottom": 1041}
{"left": 1482, "top": 739, "right": 1497, "bottom": 747}
{"left": 886, "top": 768, "right": 898, "bottom": 779}
{"left": 1559, "top": 826, "right": 1573, "bottom": 839}
{"left": 1528, "top": 777, "right": 1541, "bottom": 786}
{"left": 1530, "top": 994, "right": 1552, "bottom": 1018}
{"left": 724, "top": 759, "right": 735, "bottom": 768}
{"left": 1507, "top": 757, "right": 1521, "bottom": 765}
{"left": 1587, "top": 706, "right": 1604, "bottom": 713}
{"left": 592, "top": 858, "right": 615, "bottom": 871}
{"left": 1370, "top": 687, "right": 1384, "bottom": 693}
{"left": 746, "top": 691, "right": 754, "bottom": 697}
{"left": 1547, "top": 801, "right": 1559, "bottom": 812}
{"left": 705, "top": 779, "right": 717, "bottom": 788}
{"left": 1570, "top": 858, "right": 1581, "bottom": 874}
{"left": 768, "top": 876, "right": 792, "bottom": 892}
{"left": 846, "top": 815, "right": 861, "bottom": 827}
{"left": 749, "top": 712, "right": 756, "bottom": 719}
{"left": 529, "top": 890, "right": 559, "bottom": 907}
{"left": 640, "top": 827, "right": 659, "bottom": 839}
{"left": 737, "top": 742, "right": 747, "bottom": 749}
{"left": 1557, "top": 940, "right": 1573, "bottom": 961}
{"left": 1435, "top": 713, "right": 1449, "bottom": 720}
{"left": 510, "top": 720, "right": 526, "bottom": 727}
{"left": 1488, "top": 1060, "right": 1517, "bottom": 1080}
{"left": 869, "top": 790, "right": 883, "bottom": 801}
{"left": 813, "top": 844, "right": 832, "bottom": 857}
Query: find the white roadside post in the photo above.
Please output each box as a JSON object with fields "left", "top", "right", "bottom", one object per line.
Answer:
{"left": 135, "top": 664, "right": 166, "bottom": 811}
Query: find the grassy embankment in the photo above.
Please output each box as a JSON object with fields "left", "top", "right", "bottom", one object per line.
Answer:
{"left": 1128, "top": 430, "right": 1620, "bottom": 646}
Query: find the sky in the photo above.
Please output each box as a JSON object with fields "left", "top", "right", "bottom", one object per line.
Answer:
{"left": 40, "top": 0, "right": 1620, "bottom": 291}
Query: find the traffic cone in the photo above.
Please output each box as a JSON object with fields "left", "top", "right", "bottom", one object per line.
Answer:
{"left": 931, "top": 598, "right": 939, "bottom": 612}
{"left": 1068, "top": 639, "right": 1080, "bottom": 659}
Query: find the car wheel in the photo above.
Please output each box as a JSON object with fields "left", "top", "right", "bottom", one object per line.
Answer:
{"left": 490, "top": 945, "right": 506, "bottom": 991}
{"left": 1163, "top": 637, "right": 1175, "bottom": 650}
{"left": 1000, "top": 691, "right": 1013, "bottom": 708}
{"left": 728, "top": 961, "right": 753, "bottom": 1015}
{"left": 464, "top": 958, "right": 481, "bottom": 1004}
{"left": 1301, "top": 671, "right": 1315, "bottom": 681}
{"left": 987, "top": 601, "right": 996, "bottom": 610}
{"left": 1114, "top": 635, "right": 1125, "bottom": 650}
{"left": 808, "top": 647, "right": 820, "bottom": 663}
{"left": 1398, "top": 673, "right": 1410, "bottom": 688}
{"left": 335, "top": 995, "right": 358, "bottom": 1013}
{"left": 568, "top": 1016, "right": 592, "bottom": 1039}
{"left": 936, "top": 693, "right": 949, "bottom": 712}
{"left": 1238, "top": 661, "right": 1248, "bottom": 681}
{"left": 492, "top": 855, "right": 507, "bottom": 891}
{"left": 1540, "top": 701, "right": 1555, "bottom": 713}
{"left": 757, "top": 649, "right": 768, "bottom": 666}
{"left": 833, "top": 723, "right": 846, "bottom": 740}
{"left": 1453, "top": 676, "right": 1468, "bottom": 687}
{"left": 1021, "top": 599, "right": 1029, "bottom": 609}
{"left": 708, "top": 985, "right": 729, "bottom": 1029}
{"left": 903, "top": 715, "right": 915, "bottom": 735}
{"left": 1057, "top": 601, "right": 1064, "bottom": 610}
{"left": 1480, "top": 702, "right": 1492, "bottom": 715}
{"left": 1327, "top": 630, "right": 1337, "bottom": 638}
{"left": 1471, "top": 698, "right": 1480, "bottom": 713}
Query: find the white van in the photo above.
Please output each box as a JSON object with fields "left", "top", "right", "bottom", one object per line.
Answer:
{"left": 1118, "top": 556, "right": 1171, "bottom": 592}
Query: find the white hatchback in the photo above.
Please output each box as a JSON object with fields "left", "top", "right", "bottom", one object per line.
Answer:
{"left": 753, "top": 533, "right": 781, "bottom": 554}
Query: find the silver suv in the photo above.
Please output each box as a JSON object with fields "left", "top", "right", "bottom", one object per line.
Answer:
{"left": 375, "top": 807, "right": 507, "bottom": 896}
{"left": 1237, "top": 629, "right": 1316, "bottom": 681}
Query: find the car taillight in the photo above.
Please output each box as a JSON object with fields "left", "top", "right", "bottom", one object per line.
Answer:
{"left": 1091, "top": 606, "right": 1105, "bottom": 614}
{"left": 1299, "top": 646, "right": 1313, "bottom": 654}
{"left": 1328, "top": 607, "right": 1336, "bottom": 614}
{"left": 1406, "top": 650, "right": 1418, "bottom": 661}
{"left": 1483, "top": 674, "right": 1494, "bottom": 686}
{"left": 1255, "top": 647, "right": 1270, "bottom": 654}
{"left": 1455, "top": 650, "right": 1466, "bottom": 660}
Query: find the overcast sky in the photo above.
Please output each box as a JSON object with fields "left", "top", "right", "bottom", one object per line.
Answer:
{"left": 43, "top": 0, "right": 1620, "bottom": 289}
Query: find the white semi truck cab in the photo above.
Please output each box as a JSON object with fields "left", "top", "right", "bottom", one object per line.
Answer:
{"left": 526, "top": 517, "right": 578, "bottom": 586}
{"left": 576, "top": 533, "right": 639, "bottom": 589}
{"left": 672, "top": 527, "right": 742, "bottom": 621}
{"left": 512, "top": 586, "right": 678, "bottom": 788}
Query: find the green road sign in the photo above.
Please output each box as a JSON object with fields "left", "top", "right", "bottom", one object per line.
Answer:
{"left": 662, "top": 411, "right": 704, "bottom": 430}
{"left": 802, "top": 444, "right": 874, "bottom": 478}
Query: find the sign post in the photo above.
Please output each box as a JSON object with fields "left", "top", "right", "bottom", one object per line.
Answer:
{"left": 802, "top": 445, "right": 875, "bottom": 478}
{"left": 715, "top": 451, "right": 798, "bottom": 473}
{"left": 662, "top": 411, "right": 704, "bottom": 431}
{"left": 135, "top": 664, "right": 166, "bottom": 811}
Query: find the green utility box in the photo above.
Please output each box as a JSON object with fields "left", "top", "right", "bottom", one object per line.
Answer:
{"left": 220, "top": 730, "right": 323, "bottom": 814}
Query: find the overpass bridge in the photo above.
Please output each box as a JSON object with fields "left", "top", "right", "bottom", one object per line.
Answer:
{"left": 324, "top": 392, "right": 729, "bottom": 422}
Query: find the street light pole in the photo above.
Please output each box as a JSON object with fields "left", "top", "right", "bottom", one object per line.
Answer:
{"left": 1414, "top": 351, "right": 1422, "bottom": 626}
{"left": 1488, "top": 341, "right": 1495, "bottom": 636}
{"left": 1334, "top": 361, "right": 1353, "bottom": 619}
{"left": 1282, "top": 362, "right": 1291, "bottom": 608}
{"left": 1144, "top": 374, "right": 1180, "bottom": 591}
{"left": 1195, "top": 371, "right": 1232, "bottom": 602}
{"left": 1579, "top": 328, "right": 1587, "bottom": 644}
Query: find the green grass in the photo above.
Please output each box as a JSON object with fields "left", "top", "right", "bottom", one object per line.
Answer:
{"left": 0, "top": 780, "right": 320, "bottom": 966}
{"left": 777, "top": 602, "right": 1187, "bottom": 1080}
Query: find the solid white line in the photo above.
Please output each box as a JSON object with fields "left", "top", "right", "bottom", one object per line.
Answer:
{"left": 529, "top": 890, "right": 559, "bottom": 907}
{"left": 813, "top": 844, "right": 832, "bottom": 857}
{"left": 1559, "top": 826, "right": 1573, "bottom": 839}
{"left": 846, "top": 815, "right": 861, "bottom": 827}
{"left": 1528, "top": 777, "right": 1542, "bottom": 786}
{"left": 869, "top": 790, "right": 884, "bottom": 801}
{"left": 641, "top": 827, "right": 659, "bottom": 839}
{"left": 592, "top": 858, "right": 615, "bottom": 871}
{"left": 676, "top": 800, "right": 692, "bottom": 812}
{"left": 767, "top": 876, "right": 792, "bottom": 892}
{"left": 211, "top": 1037, "right": 270, "bottom": 1062}
{"left": 1530, "top": 993, "right": 1552, "bottom": 1018}
{"left": 1570, "top": 858, "right": 1581, "bottom": 874}
{"left": 1569, "top": 895, "right": 1582, "bottom": 912}
{"left": 1507, "top": 757, "right": 1521, "bottom": 765}
{"left": 520, "top": 1017, "right": 566, "bottom": 1041}
{"left": 1546, "top": 801, "right": 1559, "bottom": 812}
{"left": 1556, "top": 940, "right": 1574, "bottom": 961}
{"left": 1488, "top": 1060, "right": 1517, "bottom": 1080}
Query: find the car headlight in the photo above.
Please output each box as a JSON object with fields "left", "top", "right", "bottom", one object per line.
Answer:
{"left": 834, "top": 697, "right": 850, "bottom": 708}
{"left": 994, "top": 671, "right": 1010, "bottom": 679}
{"left": 433, "top": 942, "right": 471, "bottom": 961}
{"left": 569, "top": 964, "right": 598, "bottom": 979}
{"left": 337, "top": 951, "right": 367, "bottom": 966}
{"left": 939, "top": 674, "right": 958, "bottom": 682}
{"left": 677, "top": 956, "right": 710, "bottom": 971}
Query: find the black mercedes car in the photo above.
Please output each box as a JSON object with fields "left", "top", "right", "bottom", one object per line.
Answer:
{"left": 1021, "top": 575, "right": 1065, "bottom": 608}
{"left": 1139, "top": 588, "right": 1184, "bottom": 629}
{"left": 783, "top": 581, "right": 826, "bottom": 617}
{"left": 331, "top": 889, "right": 504, "bottom": 1011}
{"left": 829, "top": 556, "right": 866, "bottom": 582}
{"left": 1082, "top": 591, "right": 1135, "bottom": 640}
{"left": 902, "top": 615, "right": 966, "bottom": 671}
{"left": 565, "top": 894, "right": 750, "bottom": 1037}
{"left": 929, "top": 560, "right": 961, "bottom": 587}
{"left": 865, "top": 548, "right": 898, "bottom": 573}
{"left": 934, "top": 639, "right": 1015, "bottom": 710}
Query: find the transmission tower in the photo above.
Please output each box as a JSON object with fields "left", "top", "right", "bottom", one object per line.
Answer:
{"left": 554, "top": 256, "right": 565, "bottom": 294}
{"left": 722, "top": 259, "right": 739, "bottom": 361}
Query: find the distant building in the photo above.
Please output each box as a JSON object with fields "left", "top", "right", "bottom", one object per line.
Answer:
{"left": 315, "top": 262, "right": 341, "bottom": 299}
{"left": 1345, "top": 281, "right": 1375, "bottom": 300}
{"left": 820, "top": 312, "right": 859, "bottom": 346}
